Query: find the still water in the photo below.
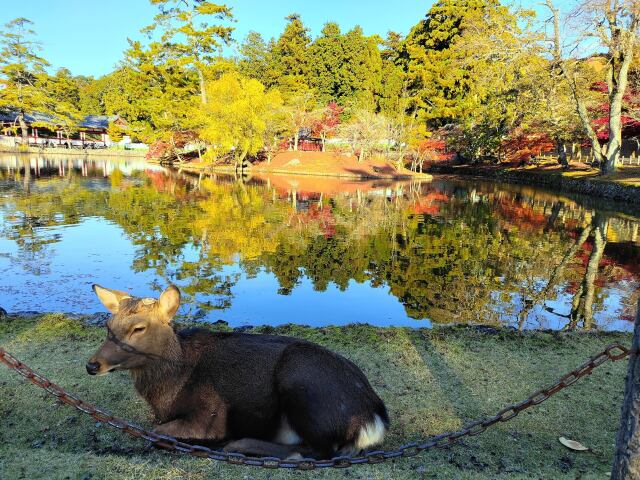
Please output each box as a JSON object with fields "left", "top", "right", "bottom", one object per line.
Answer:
{"left": 0, "top": 154, "right": 638, "bottom": 330}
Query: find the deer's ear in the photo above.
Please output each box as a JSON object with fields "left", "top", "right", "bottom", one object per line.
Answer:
{"left": 157, "top": 285, "right": 181, "bottom": 322}
{"left": 92, "top": 284, "right": 131, "bottom": 314}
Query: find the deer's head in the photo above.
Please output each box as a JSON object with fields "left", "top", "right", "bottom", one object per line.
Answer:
{"left": 86, "top": 285, "right": 181, "bottom": 375}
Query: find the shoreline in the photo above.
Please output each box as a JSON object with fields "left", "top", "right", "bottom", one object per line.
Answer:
{"left": 430, "top": 164, "right": 640, "bottom": 204}
{"left": 0, "top": 146, "right": 147, "bottom": 158}
{"left": 171, "top": 161, "right": 433, "bottom": 181}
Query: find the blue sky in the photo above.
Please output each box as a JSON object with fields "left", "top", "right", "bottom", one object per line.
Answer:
{"left": 1, "top": 0, "right": 566, "bottom": 77}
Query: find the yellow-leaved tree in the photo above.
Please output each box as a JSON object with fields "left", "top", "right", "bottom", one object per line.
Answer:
{"left": 199, "top": 72, "right": 283, "bottom": 168}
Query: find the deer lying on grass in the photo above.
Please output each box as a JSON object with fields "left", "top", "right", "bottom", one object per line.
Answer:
{"left": 86, "top": 284, "right": 389, "bottom": 459}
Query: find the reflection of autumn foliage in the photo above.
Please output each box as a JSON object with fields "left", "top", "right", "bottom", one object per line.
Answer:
{"left": 410, "top": 192, "right": 450, "bottom": 215}
{"left": 291, "top": 204, "right": 336, "bottom": 238}
{"left": 144, "top": 170, "right": 200, "bottom": 200}
{"left": 3, "top": 161, "right": 639, "bottom": 329}
{"left": 493, "top": 198, "right": 548, "bottom": 231}
{"left": 570, "top": 241, "right": 640, "bottom": 285}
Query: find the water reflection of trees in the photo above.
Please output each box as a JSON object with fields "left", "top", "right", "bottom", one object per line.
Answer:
{"left": 1, "top": 160, "right": 639, "bottom": 329}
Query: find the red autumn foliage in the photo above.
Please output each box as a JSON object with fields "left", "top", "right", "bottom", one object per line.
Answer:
{"left": 311, "top": 102, "right": 343, "bottom": 141}
{"left": 589, "top": 82, "right": 640, "bottom": 141}
{"left": 502, "top": 129, "right": 556, "bottom": 163}
{"left": 146, "top": 131, "right": 200, "bottom": 160}
{"left": 415, "top": 138, "right": 453, "bottom": 163}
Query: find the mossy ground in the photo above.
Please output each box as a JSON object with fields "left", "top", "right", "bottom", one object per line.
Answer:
{"left": 514, "top": 160, "right": 640, "bottom": 188}
{"left": 0, "top": 314, "right": 633, "bottom": 479}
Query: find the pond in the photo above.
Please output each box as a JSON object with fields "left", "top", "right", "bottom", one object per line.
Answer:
{"left": 0, "top": 153, "right": 639, "bottom": 331}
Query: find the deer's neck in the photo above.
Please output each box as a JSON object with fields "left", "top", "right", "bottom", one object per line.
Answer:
{"left": 130, "top": 333, "right": 189, "bottom": 421}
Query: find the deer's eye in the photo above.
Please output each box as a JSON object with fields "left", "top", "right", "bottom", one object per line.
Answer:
{"left": 131, "top": 325, "right": 146, "bottom": 335}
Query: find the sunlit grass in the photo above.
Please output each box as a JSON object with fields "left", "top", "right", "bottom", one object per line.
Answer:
{"left": 508, "top": 159, "right": 640, "bottom": 188}
{"left": 0, "top": 316, "right": 632, "bottom": 479}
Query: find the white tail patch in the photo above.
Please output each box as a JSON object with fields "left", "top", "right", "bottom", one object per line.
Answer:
{"left": 274, "top": 416, "right": 303, "bottom": 445}
{"left": 355, "top": 414, "right": 386, "bottom": 450}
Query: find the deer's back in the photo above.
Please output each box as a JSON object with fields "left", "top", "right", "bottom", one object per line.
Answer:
{"left": 177, "top": 329, "right": 307, "bottom": 438}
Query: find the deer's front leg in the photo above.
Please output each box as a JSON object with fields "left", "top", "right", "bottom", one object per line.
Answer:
{"left": 154, "top": 418, "right": 212, "bottom": 440}
{"left": 154, "top": 408, "right": 227, "bottom": 441}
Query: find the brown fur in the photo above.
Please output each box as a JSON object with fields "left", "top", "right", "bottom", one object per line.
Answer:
{"left": 87, "top": 284, "right": 389, "bottom": 458}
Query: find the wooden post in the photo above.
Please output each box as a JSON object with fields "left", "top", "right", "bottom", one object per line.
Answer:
{"left": 612, "top": 300, "right": 640, "bottom": 479}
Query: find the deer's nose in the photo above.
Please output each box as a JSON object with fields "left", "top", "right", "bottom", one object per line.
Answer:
{"left": 86, "top": 361, "right": 101, "bottom": 375}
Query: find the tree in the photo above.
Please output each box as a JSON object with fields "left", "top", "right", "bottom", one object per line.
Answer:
{"left": 340, "top": 109, "right": 386, "bottom": 162}
{"left": 238, "top": 31, "right": 271, "bottom": 85}
{"left": 378, "top": 31, "right": 407, "bottom": 117}
{"left": 545, "top": 0, "right": 640, "bottom": 174}
{"left": 107, "top": 121, "right": 126, "bottom": 143}
{"left": 271, "top": 13, "right": 311, "bottom": 96}
{"left": 282, "top": 88, "right": 318, "bottom": 151}
{"left": 403, "top": 1, "right": 537, "bottom": 162}
{"left": 198, "top": 72, "right": 283, "bottom": 167}
{"left": 612, "top": 299, "right": 640, "bottom": 479}
{"left": 403, "top": 0, "right": 506, "bottom": 121}
{"left": 75, "top": 74, "right": 107, "bottom": 116}
{"left": 311, "top": 101, "right": 343, "bottom": 151}
{"left": 0, "top": 18, "right": 50, "bottom": 144}
{"left": 337, "top": 26, "right": 383, "bottom": 109}
{"left": 143, "top": 0, "right": 234, "bottom": 105}
{"left": 41, "top": 68, "right": 83, "bottom": 143}
{"left": 516, "top": 55, "right": 586, "bottom": 168}
{"left": 307, "top": 23, "right": 344, "bottom": 104}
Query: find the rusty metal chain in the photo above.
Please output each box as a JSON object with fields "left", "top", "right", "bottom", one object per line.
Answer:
{"left": 0, "top": 342, "right": 634, "bottom": 470}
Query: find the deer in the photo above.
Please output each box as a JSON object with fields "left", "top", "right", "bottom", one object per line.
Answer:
{"left": 86, "top": 284, "right": 389, "bottom": 459}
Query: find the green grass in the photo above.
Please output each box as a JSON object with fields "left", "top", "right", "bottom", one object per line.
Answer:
{"left": 0, "top": 315, "right": 633, "bottom": 479}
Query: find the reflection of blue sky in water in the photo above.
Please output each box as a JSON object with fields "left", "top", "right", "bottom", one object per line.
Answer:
{"left": 1, "top": 154, "right": 639, "bottom": 330}
{"left": 0, "top": 216, "right": 421, "bottom": 327}
{"left": 217, "top": 267, "right": 421, "bottom": 328}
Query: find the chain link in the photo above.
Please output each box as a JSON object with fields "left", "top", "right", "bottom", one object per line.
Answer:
{"left": 0, "top": 343, "right": 634, "bottom": 469}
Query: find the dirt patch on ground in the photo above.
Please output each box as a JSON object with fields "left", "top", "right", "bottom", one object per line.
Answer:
{"left": 252, "top": 151, "right": 425, "bottom": 179}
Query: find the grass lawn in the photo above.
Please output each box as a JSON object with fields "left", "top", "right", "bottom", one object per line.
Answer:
{"left": 513, "top": 160, "right": 640, "bottom": 188}
{"left": 0, "top": 314, "right": 633, "bottom": 479}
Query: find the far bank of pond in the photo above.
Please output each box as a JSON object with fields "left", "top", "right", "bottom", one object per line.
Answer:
{"left": 431, "top": 163, "right": 640, "bottom": 205}
{"left": 0, "top": 314, "right": 632, "bottom": 479}
{"left": 1, "top": 153, "right": 639, "bottom": 331}
{"left": 0, "top": 145, "right": 147, "bottom": 157}
{"left": 169, "top": 150, "right": 432, "bottom": 180}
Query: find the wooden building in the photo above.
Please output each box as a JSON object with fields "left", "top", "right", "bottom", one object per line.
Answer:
{"left": 0, "top": 110, "right": 126, "bottom": 148}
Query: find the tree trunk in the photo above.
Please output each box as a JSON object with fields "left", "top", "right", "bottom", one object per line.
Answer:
{"left": 612, "top": 298, "right": 640, "bottom": 479}
{"left": 321, "top": 134, "right": 326, "bottom": 152}
{"left": 603, "top": 43, "right": 634, "bottom": 174}
{"left": 294, "top": 131, "right": 299, "bottom": 151}
{"left": 236, "top": 147, "right": 249, "bottom": 171}
{"left": 18, "top": 114, "right": 28, "bottom": 145}
{"left": 556, "top": 139, "right": 569, "bottom": 168}
{"left": 546, "top": 0, "right": 605, "bottom": 166}
{"left": 197, "top": 68, "right": 207, "bottom": 105}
